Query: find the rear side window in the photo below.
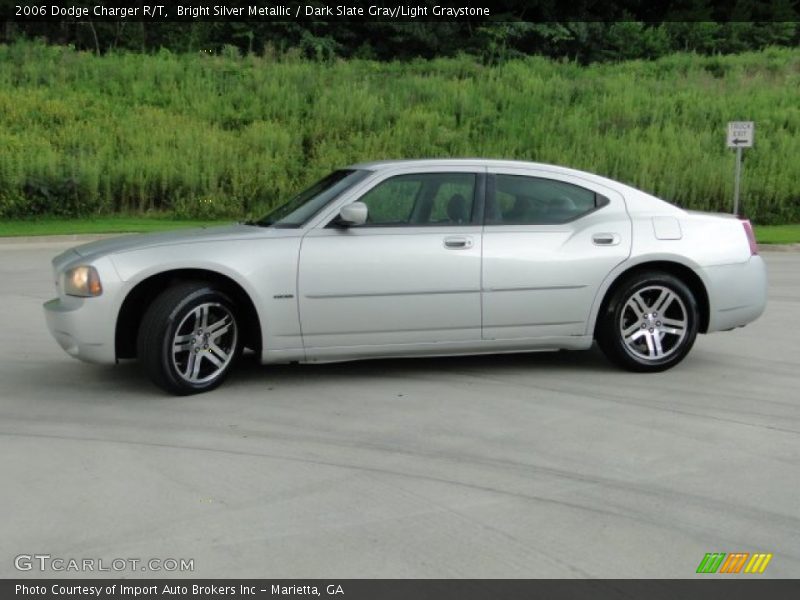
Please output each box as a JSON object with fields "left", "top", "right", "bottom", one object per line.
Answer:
{"left": 486, "top": 175, "right": 608, "bottom": 225}
{"left": 356, "top": 172, "right": 477, "bottom": 227}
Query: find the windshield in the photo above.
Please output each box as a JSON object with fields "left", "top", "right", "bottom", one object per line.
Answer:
{"left": 254, "top": 169, "right": 370, "bottom": 228}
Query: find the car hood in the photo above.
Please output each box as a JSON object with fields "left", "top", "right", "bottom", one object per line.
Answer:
{"left": 71, "top": 224, "right": 272, "bottom": 259}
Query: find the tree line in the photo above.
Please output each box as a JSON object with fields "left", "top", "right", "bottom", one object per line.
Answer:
{"left": 2, "top": 19, "right": 798, "bottom": 63}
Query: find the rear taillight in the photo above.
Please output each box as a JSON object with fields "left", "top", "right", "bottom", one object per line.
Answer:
{"left": 741, "top": 219, "right": 758, "bottom": 256}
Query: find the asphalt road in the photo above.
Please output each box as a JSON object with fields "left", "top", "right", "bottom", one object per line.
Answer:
{"left": 1, "top": 240, "right": 798, "bottom": 579}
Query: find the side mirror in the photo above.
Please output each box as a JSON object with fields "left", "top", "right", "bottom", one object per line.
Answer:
{"left": 336, "top": 201, "right": 368, "bottom": 227}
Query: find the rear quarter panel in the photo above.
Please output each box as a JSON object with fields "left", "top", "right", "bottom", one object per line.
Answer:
{"left": 585, "top": 191, "right": 762, "bottom": 335}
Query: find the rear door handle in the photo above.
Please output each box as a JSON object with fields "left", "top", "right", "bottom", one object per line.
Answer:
{"left": 444, "top": 236, "right": 473, "bottom": 249}
{"left": 592, "top": 233, "right": 620, "bottom": 246}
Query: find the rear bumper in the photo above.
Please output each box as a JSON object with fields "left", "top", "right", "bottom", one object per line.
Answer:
{"left": 44, "top": 296, "right": 117, "bottom": 364}
{"left": 702, "top": 255, "right": 767, "bottom": 332}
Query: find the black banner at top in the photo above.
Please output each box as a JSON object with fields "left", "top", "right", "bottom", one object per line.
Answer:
{"left": 5, "top": 579, "right": 800, "bottom": 600}
{"left": 3, "top": 0, "right": 800, "bottom": 22}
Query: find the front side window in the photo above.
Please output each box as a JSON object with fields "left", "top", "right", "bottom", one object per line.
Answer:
{"left": 355, "top": 173, "right": 477, "bottom": 227}
{"left": 255, "top": 169, "right": 370, "bottom": 228}
{"left": 487, "top": 175, "right": 607, "bottom": 225}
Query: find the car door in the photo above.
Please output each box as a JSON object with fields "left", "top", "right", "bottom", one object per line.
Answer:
{"left": 298, "top": 168, "right": 485, "bottom": 353}
{"left": 481, "top": 168, "right": 632, "bottom": 340}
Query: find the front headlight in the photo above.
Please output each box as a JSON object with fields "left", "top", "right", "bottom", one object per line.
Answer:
{"left": 63, "top": 266, "right": 103, "bottom": 297}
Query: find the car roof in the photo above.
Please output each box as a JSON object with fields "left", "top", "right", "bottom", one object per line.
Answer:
{"left": 347, "top": 158, "right": 626, "bottom": 191}
{"left": 349, "top": 158, "right": 558, "bottom": 171}
{"left": 347, "top": 158, "right": 618, "bottom": 186}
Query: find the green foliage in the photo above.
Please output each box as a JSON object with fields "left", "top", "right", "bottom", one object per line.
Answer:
{"left": 753, "top": 224, "right": 800, "bottom": 244}
{"left": 0, "top": 216, "right": 230, "bottom": 237}
{"left": 1, "top": 41, "right": 799, "bottom": 224}
{"left": 4, "top": 20, "right": 798, "bottom": 63}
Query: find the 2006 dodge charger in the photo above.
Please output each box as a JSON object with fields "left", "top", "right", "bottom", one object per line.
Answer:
{"left": 44, "top": 160, "right": 767, "bottom": 395}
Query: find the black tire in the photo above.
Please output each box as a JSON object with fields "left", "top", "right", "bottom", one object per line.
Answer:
{"left": 596, "top": 270, "right": 699, "bottom": 372}
{"left": 137, "top": 282, "right": 241, "bottom": 395}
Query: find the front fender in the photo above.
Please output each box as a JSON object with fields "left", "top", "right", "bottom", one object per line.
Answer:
{"left": 109, "top": 237, "right": 304, "bottom": 356}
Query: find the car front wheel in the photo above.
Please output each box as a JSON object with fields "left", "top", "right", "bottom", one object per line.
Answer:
{"left": 596, "top": 271, "right": 699, "bottom": 372}
{"left": 138, "top": 282, "right": 240, "bottom": 395}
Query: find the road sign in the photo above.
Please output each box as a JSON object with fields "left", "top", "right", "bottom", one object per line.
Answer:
{"left": 727, "top": 121, "right": 754, "bottom": 215}
{"left": 727, "top": 121, "right": 754, "bottom": 148}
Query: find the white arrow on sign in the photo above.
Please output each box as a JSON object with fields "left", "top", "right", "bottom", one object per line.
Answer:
{"left": 727, "top": 121, "right": 754, "bottom": 148}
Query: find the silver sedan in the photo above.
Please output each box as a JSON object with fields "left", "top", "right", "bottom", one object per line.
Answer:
{"left": 44, "top": 160, "right": 767, "bottom": 394}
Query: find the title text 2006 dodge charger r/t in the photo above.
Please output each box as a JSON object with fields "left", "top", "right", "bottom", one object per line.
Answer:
{"left": 44, "top": 160, "right": 767, "bottom": 395}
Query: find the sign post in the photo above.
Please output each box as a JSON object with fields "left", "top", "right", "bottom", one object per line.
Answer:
{"left": 726, "top": 121, "right": 754, "bottom": 215}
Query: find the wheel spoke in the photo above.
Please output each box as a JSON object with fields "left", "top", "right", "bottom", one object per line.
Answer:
{"left": 183, "top": 351, "right": 196, "bottom": 379}
{"left": 651, "top": 289, "right": 675, "bottom": 315}
{"left": 643, "top": 331, "right": 655, "bottom": 356}
{"left": 622, "top": 322, "right": 642, "bottom": 337}
{"left": 191, "top": 306, "right": 202, "bottom": 330}
{"left": 625, "top": 329, "right": 645, "bottom": 343}
{"left": 629, "top": 293, "right": 649, "bottom": 318}
{"left": 173, "top": 333, "right": 192, "bottom": 353}
{"left": 205, "top": 350, "right": 223, "bottom": 368}
{"left": 208, "top": 341, "right": 229, "bottom": 363}
{"left": 191, "top": 352, "right": 203, "bottom": 379}
{"left": 652, "top": 332, "right": 664, "bottom": 356}
{"left": 207, "top": 315, "right": 231, "bottom": 337}
{"left": 660, "top": 317, "right": 686, "bottom": 331}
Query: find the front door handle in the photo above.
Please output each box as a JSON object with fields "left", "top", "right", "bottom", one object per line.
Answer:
{"left": 592, "top": 233, "right": 621, "bottom": 246}
{"left": 444, "top": 236, "right": 473, "bottom": 249}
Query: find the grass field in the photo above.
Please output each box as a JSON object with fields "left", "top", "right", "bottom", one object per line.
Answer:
{"left": 1, "top": 216, "right": 797, "bottom": 245}
{"left": 0, "top": 41, "right": 798, "bottom": 223}
{"left": 754, "top": 224, "right": 800, "bottom": 244}
{"left": 0, "top": 216, "right": 230, "bottom": 237}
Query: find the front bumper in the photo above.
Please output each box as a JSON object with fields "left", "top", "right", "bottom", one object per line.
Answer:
{"left": 702, "top": 255, "right": 768, "bottom": 332}
{"left": 44, "top": 295, "right": 117, "bottom": 364}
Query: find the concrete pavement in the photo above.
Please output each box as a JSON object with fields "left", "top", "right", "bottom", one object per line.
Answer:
{"left": 1, "top": 242, "right": 798, "bottom": 578}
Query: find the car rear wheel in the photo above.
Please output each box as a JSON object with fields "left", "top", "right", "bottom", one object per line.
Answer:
{"left": 138, "top": 282, "right": 240, "bottom": 395}
{"left": 596, "top": 271, "right": 699, "bottom": 372}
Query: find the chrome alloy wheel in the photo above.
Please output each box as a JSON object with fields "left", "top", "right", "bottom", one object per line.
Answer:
{"left": 171, "top": 302, "right": 238, "bottom": 385}
{"left": 619, "top": 285, "right": 688, "bottom": 362}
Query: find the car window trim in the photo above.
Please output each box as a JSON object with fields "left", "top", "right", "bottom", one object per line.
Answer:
{"left": 340, "top": 171, "right": 485, "bottom": 229}
{"left": 484, "top": 173, "right": 610, "bottom": 226}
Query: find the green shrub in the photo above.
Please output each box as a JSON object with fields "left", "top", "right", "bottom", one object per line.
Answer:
{"left": 0, "top": 40, "right": 798, "bottom": 223}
